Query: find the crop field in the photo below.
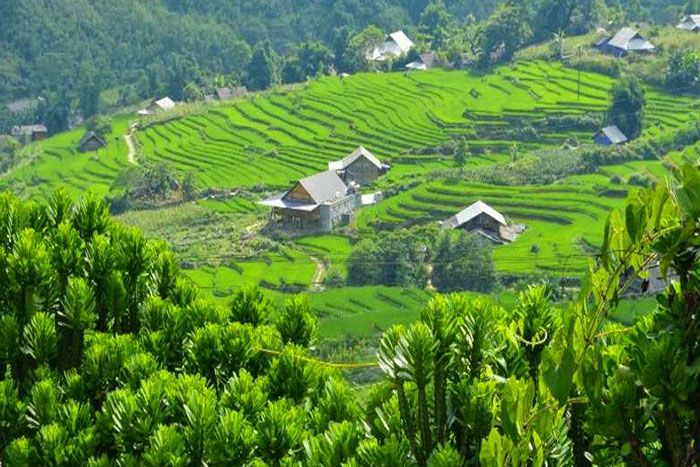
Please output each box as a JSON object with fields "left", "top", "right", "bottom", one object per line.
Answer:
{"left": 0, "top": 116, "right": 132, "bottom": 199}
{"left": 134, "top": 61, "right": 697, "bottom": 190}
{"left": 313, "top": 287, "right": 518, "bottom": 339}
{"left": 357, "top": 159, "right": 677, "bottom": 275}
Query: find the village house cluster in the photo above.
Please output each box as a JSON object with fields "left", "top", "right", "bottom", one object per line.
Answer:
{"left": 260, "top": 146, "right": 388, "bottom": 233}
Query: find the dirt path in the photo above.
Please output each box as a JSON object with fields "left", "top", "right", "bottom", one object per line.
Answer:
{"left": 124, "top": 123, "right": 138, "bottom": 165}
{"left": 310, "top": 256, "right": 326, "bottom": 291}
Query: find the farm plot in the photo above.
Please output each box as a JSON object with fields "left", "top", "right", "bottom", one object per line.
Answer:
{"left": 0, "top": 116, "right": 132, "bottom": 199}
{"left": 356, "top": 170, "right": 663, "bottom": 274}
{"left": 135, "top": 61, "right": 696, "bottom": 190}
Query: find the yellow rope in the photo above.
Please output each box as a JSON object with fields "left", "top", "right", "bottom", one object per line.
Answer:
{"left": 256, "top": 348, "right": 380, "bottom": 369}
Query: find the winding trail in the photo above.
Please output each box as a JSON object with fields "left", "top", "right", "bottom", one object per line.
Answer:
{"left": 124, "top": 123, "right": 138, "bottom": 165}
{"left": 310, "top": 256, "right": 326, "bottom": 291}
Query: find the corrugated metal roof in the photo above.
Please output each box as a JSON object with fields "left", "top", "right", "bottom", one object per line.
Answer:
{"left": 154, "top": 97, "right": 176, "bottom": 110}
{"left": 296, "top": 170, "right": 348, "bottom": 204}
{"left": 444, "top": 201, "right": 506, "bottom": 229}
{"left": 598, "top": 125, "right": 628, "bottom": 144}
{"left": 259, "top": 195, "right": 319, "bottom": 211}
{"left": 608, "top": 28, "right": 654, "bottom": 51}
{"left": 79, "top": 131, "right": 106, "bottom": 148}
{"left": 216, "top": 88, "right": 233, "bottom": 100}
{"left": 678, "top": 15, "right": 700, "bottom": 30}
{"left": 328, "top": 146, "right": 382, "bottom": 172}
{"left": 388, "top": 31, "right": 414, "bottom": 53}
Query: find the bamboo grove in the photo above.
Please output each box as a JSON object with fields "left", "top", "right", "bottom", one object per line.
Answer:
{"left": 0, "top": 162, "right": 699, "bottom": 465}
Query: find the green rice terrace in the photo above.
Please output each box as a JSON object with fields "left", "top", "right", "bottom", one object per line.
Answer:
{"left": 1, "top": 60, "right": 699, "bottom": 338}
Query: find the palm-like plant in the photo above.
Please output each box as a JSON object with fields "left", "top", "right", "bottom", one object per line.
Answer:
{"left": 21, "top": 312, "right": 57, "bottom": 369}
{"left": 118, "top": 228, "right": 153, "bottom": 334}
{"left": 85, "top": 234, "right": 117, "bottom": 332}
{"left": 276, "top": 295, "right": 317, "bottom": 347}
{"left": 256, "top": 399, "right": 305, "bottom": 465}
{"left": 27, "top": 379, "right": 60, "bottom": 430}
{"left": 57, "top": 277, "right": 97, "bottom": 369}
{"left": 378, "top": 325, "right": 423, "bottom": 466}
{"left": 71, "top": 194, "right": 110, "bottom": 243}
{"left": 7, "top": 229, "right": 54, "bottom": 326}
{"left": 512, "top": 286, "right": 558, "bottom": 387}
{"left": 209, "top": 409, "right": 255, "bottom": 466}
{"left": 49, "top": 222, "right": 84, "bottom": 303}
{"left": 142, "top": 424, "right": 189, "bottom": 467}
{"left": 421, "top": 296, "right": 457, "bottom": 444}
{"left": 47, "top": 188, "right": 74, "bottom": 228}
{"left": 229, "top": 285, "right": 274, "bottom": 326}
{"left": 397, "top": 323, "right": 435, "bottom": 462}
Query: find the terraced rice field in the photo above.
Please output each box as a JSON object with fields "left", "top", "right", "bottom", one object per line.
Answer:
{"left": 182, "top": 248, "right": 316, "bottom": 298}
{"left": 356, "top": 163, "right": 673, "bottom": 275}
{"left": 136, "top": 61, "right": 698, "bottom": 190}
{"left": 0, "top": 117, "right": 132, "bottom": 200}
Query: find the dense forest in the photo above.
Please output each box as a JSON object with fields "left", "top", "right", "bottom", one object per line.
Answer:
{"left": 0, "top": 0, "right": 694, "bottom": 133}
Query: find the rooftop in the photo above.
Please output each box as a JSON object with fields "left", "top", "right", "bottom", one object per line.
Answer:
{"left": 443, "top": 201, "right": 507, "bottom": 229}
{"left": 328, "top": 146, "right": 382, "bottom": 171}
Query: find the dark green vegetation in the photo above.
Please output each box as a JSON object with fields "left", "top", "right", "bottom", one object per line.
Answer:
{"left": 1, "top": 169, "right": 700, "bottom": 464}
{"left": 1, "top": 0, "right": 693, "bottom": 134}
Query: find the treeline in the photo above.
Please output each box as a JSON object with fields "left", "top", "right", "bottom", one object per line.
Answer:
{"left": 346, "top": 228, "right": 497, "bottom": 293}
{"left": 2, "top": 173, "right": 700, "bottom": 464}
{"left": 0, "top": 0, "right": 692, "bottom": 134}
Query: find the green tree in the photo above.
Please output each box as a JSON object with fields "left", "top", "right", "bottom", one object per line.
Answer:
{"left": 419, "top": 2, "right": 454, "bottom": 49}
{"left": 347, "top": 25, "right": 385, "bottom": 72}
{"left": 607, "top": 76, "right": 645, "bottom": 139}
{"left": 453, "top": 137, "right": 469, "bottom": 173}
{"left": 84, "top": 115, "right": 113, "bottom": 140}
{"left": 477, "top": 1, "right": 533, "bottom": 67}
{"left": 666, "top": 49, "right": 700, "bottom": 94}
{"left": 247, "top": 42, "right": 277, "bottom": 91}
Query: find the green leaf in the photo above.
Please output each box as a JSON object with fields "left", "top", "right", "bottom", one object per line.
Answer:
{"left": 620, "top": 442, "right": 632, "bottom": 457}
{"left": 542, "top": 346, "right": 575, "bottom": 406}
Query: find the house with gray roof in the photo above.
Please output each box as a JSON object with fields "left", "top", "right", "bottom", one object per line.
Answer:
{"left": 328, "top": 146, "right": 388, "bottom": 185}
{"left": 597, "top": 28, "right": 655, "bottom": 57}
{"left": 406, "top": 52, "right": 440, "bottom": 71}
{"left": 216, "top": 86, "right": 247, "bottom": 100}
{"left": 138, "top": 96, "right": 177, "bottom": 115}
{"left": 78, "top": 131, "right": 107, "bottom": 153}
{"left": 260, "top": 170, "right": 361, "bottom": 232}
{"left": 369, "top": 31, "right": 415, "bottom": 61}
{"left": 594, "top": 125, "right": 628, "bottom": 146}
{"left": 11, "top": 124, "right": 48, "bottom": 144}
{"left": 442, "top": 200, "right": 524, "bottom": 244}
{"left": 678, "top": 15, "right": 700, "bottom": 32}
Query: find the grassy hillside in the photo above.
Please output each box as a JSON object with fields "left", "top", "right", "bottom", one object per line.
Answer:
{"left": 133, "top": 60, "right": 694, "bottom": 191}
{"left": 2, "top": 60, "right": 697, "bottom": 318}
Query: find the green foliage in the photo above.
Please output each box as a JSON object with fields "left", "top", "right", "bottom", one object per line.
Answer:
{"left": 229, "top": 285, "right": 274, "bottom": 326}
{"left": 607, "top": 76, "right": 646, "bottom": 139}
{"left": 276, "top": 296, "right": 317, "bottom": 347}
{"left": 432, "top": 231, "right": 497, "bottom": 293}
{"left": 666, "top": 48, "right": 700, "bottom": 93}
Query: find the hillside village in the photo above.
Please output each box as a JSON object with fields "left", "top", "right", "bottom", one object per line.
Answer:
{"left": 2, "top": 0, "right": 700, "bottom": 465}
